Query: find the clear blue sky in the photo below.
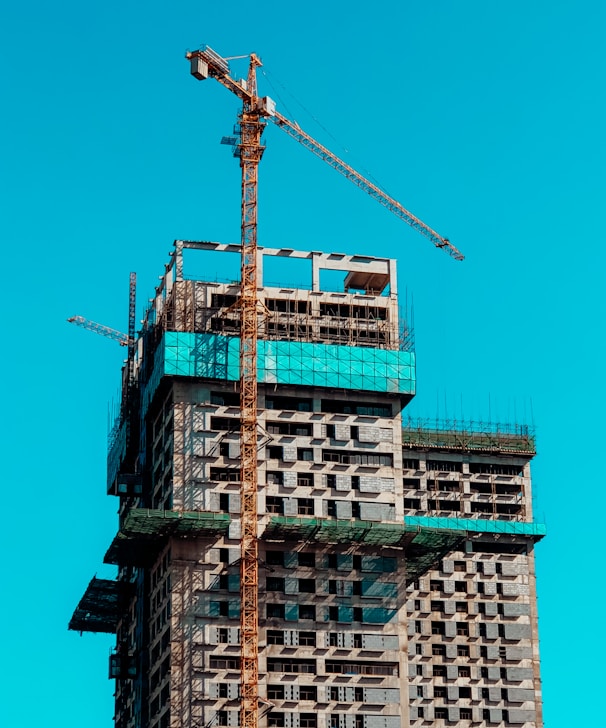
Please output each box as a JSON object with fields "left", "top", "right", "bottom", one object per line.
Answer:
{"left": 2, "top": 1, "right": 604, "bottom": 725}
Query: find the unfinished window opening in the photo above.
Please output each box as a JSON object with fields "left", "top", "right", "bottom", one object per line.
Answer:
{"left": 209, "top": 656, "right": 240, "bottom": 670}
{"left": 267, "top": 472, "right": 284, "bottom": 486}
{"left": 266, "top": 551, "right": 284, "bottom": 566}
{"left": 428, "top": 498, "right": 462, "bottom": 513}
{"left": 299, "top": 632, "right": 316, "bottom": 647}
{"left": 298, "top": 498, "right": 314, "bottom": 515}
{"left": 265, "top": 497, "right": 284, "bottom": 514}
{"left": 267, "top": 658, "right": 316, "bottom": 673}
{"left": 321, "top": 398, "right": 391, "bottom": 417}
{"left": 263, "top": 254, "right": 312, "bottom": 291}
{"left": 299, "top": 605, "right": 316, "bottom": 620}
{"left": 211, "top": 416, "right": 241, "bottom": 431}
{"left": 267, "top": 421, "right": 313, "bottom": 436}
{"left": 298, "top": 552, "right": 315, "bottom": 567}
{"left": 267, "top": 630, "right": 285, "bottom": 645}
{"left": 267, "top": 685, "right": 285, "bottom": 700}
{"left": 322, "top": 449, "right": 392, "bottom": 466}
{"left": 472, "top": 542, "right": 527, "bottom": 555}
{"left": 297, "top": 473, "right": 315, "bottom": 488}
{"left": 469, "top": 462, "right": 524, "bottom": 476}
{"left": 318, "top": 267, "right": 349, "bottom": 293}
{"left": 266, "top": 298, "right": 310, "bottom": 314}
{"left": 266, "top": 603, "right": 285, "bottom": 619}
{"left": 427, "top": 460, "right": 462, "bottom": 472}
{"left": 325, "top": 661, "right": 398, "bottom": 676}
{"left": 182, "top": 246, "right": 241, "bottom": 284}
{"left": 211, "top": 390, "right": 240, "bottom": 407}
{"left": 266, "top": 395, "right": 313, "bottom": 412}
{"left": 210, "top": 467, "right": 239, "bottom": 482}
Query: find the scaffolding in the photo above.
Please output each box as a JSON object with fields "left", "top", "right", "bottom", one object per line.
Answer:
{"left": 143, "top": 331, "right": 415, "bottom": 400}
{"left": 402, "top": 417, "right": 536, "bottom": 455}
{"left": 158, "top": 280, "right": 410, "bottom": 351}
{"left": 263, "top": 516, "right": 464, "bottom": 585}
{"left": 69, "top": 577, "right": 133, "bottom": 633}
{"left": 103, "top": 509, "right": 231, "bottom": 566}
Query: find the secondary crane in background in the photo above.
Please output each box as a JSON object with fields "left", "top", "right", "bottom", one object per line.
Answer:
{"left": 67, "top": 273, "right": 137, "bottom": 353}
{"left": 67, "top": 315, "right": 129, "bottom": 346}
{"left": 185, "top": 44, "right": 464, "bottom": 728}
{"left": 68, "top": 272, "right": 138, "bottom": 460}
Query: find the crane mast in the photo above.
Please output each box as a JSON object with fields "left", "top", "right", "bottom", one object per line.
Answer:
{"left": 238, "top": 54, "right": 263, "bottom": 728}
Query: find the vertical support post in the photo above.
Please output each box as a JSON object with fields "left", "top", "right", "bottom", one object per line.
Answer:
{"left": 239, "top": 53, "right": 264, "bottom": 728}
{"left": 124, "top": 272, "right": 137, "bottom": 457}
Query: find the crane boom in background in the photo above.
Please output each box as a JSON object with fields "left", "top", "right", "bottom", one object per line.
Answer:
{"left": 67, "top": 274, "right": 137, "bottom": 352}
{"left": 67, "top": 315, "right": 129, "bottom": 346}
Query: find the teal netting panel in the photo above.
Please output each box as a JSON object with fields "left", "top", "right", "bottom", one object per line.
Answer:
{"left": 164, "top": 331, "right": 240, "bottom": 380}
{"left": 161, "top": 332, "right": 415, "bottom": 394}
{"left": 405, "top": 516, "right": 546, "bottom": 537}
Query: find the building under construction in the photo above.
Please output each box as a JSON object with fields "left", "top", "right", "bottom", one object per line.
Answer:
{"left": 70, "top": 240, "right": 545, "bottom": 728}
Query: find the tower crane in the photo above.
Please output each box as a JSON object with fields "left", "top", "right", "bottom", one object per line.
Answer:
{"left": 185, "top": 44, "right": 464, "bottom": 728}
{"left": 67, "top": 273, "right": 137, "bottom": 355}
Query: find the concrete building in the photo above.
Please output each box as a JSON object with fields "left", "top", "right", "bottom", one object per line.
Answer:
{"left": 70, "top": 241, "right": 545, "bottom": 728}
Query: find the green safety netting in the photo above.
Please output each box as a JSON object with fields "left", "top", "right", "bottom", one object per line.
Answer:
{"left": 264, "top": 516, "right": 412, "bottom": 545}
{"left": 104, "top": 509, "right": 230, "bottom": 567}
{"left": 405, "top": 516, "right": 546, "bottom": 538}
{"left": 68, "top": 577, "right": 132, "bottom": 634}
{"left": 158, "top": 332, "right": 415, "bottom": 393}
{"left": 264, "top": 516, "right": 463, "bottom": 584}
